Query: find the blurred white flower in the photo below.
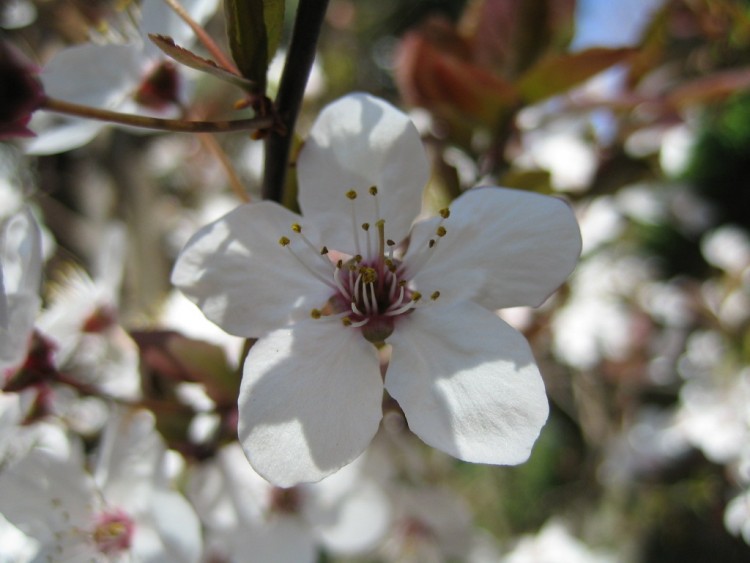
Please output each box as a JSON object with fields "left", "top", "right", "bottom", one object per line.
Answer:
{"left": 502, "top": 520, "right": 617, "bottom": 563}
{"left": 173, "top": 93, "right": 581, "bottom": 485}
{"left": 37, "top": 223, "right": 141, "bottom": 400}
{"left": 26, "top": 0, "right": 220, "bottom": 155}
{"left": 0, "top": 408, "right": 202, "bottom": 562}
{"left": 188, "top": 443, "right": 391, "bottom": 563}
{"left": 0, "top": 207, "right": 42, "bottom": 380}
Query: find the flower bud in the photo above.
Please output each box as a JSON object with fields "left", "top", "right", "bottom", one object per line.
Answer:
{"left": 0, "top": 40, "right": 44, "bottom": 139}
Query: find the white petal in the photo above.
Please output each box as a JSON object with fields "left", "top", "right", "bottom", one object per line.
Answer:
{"left": 297, "top": 93, "right": 429, "bottom": 254}
{"left": 385, "top": 302, "right": 549, "bottom": 465}
{"left": 406, "top": 187, "right": 581, "bottom": 309}
{"left": 25, "top": 118, "right": 107, "bottom": 155}
{"left": 238, "top": 319, "right": 383, "bottom": 486}
{"left": 137, "top": 489, "right": 203, "bottom": 563}
{"left": 40, "top": 43, "right": 142, "bottom": 108}
{"left": 228, "top": 516, "right": 318, "bottom": 563}
{"left": 172, "top": 201, "right": 333, "bottom": 337}
{"left": 307, "top": 479, "right": 391, "bottom": 555}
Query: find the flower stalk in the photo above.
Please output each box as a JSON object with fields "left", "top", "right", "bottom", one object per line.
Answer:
{"left": 40, "top": 96, "right": 275, "bottom": 134}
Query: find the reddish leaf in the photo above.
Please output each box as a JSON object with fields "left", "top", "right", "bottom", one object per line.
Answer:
{"left": 518, "top": 47, "right": 637, "bottom": 103}
{"left": 149, "top": 34, "right": 256, "bottom": 92}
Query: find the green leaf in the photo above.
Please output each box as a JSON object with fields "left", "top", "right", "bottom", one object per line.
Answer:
{"left": 517, "top": 47, "right": 636, "bottom": 103}
{"left": 149, "top": 34, "right": 257, "bottom": 91}
{"left": 224, "top": 0, "right": 285, "bottom": 93}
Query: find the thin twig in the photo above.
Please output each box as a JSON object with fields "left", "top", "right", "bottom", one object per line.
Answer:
{"left": 42, "top": 96, "right": 274, "bottom": 133}
{"left": 198, "top": 133, "right": 251, "bottom": 203}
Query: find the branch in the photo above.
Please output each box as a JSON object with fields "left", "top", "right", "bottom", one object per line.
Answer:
{"left": 262, "top": 0, "right": 329, "bottom": 203}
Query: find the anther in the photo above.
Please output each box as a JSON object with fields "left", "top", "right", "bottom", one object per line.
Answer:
{"left": 436, "top": 226, "right": 447, "bottom": 237}
{"left": 361, "top": 223, "right": 370, "bottom": 231}
{"left": 430, "top": 291, "right": 440, "bottom": 301}
{"left": 291, "top": 223, "right": 302, "bottom": 233}
{"left": 320, "top": 246, "right": 329, "bottom": 255}
{"left": 369, "top": 186, "right": 378, "bottom": 196}
{"left": 412, "top": 292, "right": 422, "bottom": 302}
{"left": 346, "top": 190, "right": 357, "bottom": 200}
{"left": 387, "top": 239, "right": 395, "bottom": 247}
{"left": 342, "top": 317, "right": 352, "bottom": 327}
{"left": 279, "top": 236, "right": 290, "bottom": 246}
{"left": 311, "top": 309, "right": 322, "bottom": 319}
{"left": 439, "top": 208, "right": 450, "bottom": 219}
{"left": 428, "top": 239, "right": 436, "bottom": 248}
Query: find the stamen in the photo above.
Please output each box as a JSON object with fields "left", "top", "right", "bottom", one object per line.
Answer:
{"left": 289, "top": 223, "right": 335, "bottom": 273}
{"left": 311, "top": 309, "right": 322, "bottom": 319}
{"left": 362, "top": 223, "right": 372, "bottom": 257}
{"left": 436, "top": 226, "right": 447, "bottom": 237}
{"left": 385, "top": 293, "right": 422, "bottom": 316}
{"left": 369, "top": 186, "right": 381, "bottom": 226}
{"left": 280, "top": 241, "right": 337, "bottom": 291}
{"left": 333, "top": 263, "right": 350, "bottom": 299}
{"left": 347, "top": 190, "right": 362, "bottom": 256}
{"left": 430, "top": 291, "right": 440, "bottom": 301}
{"left": 439, "top": 208, "right": 450, "bottom": 219}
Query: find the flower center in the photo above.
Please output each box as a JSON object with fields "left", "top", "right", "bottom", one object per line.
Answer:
{"left": 92, "top": 508, "right": 134, "bottom": 555}
{"left": 279, "top": 188, "right": 448, "bottom": 345}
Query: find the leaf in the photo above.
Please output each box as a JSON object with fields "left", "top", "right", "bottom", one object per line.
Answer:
{"left": 149, "top": 34, "right": 256, "bottom": 91}
{"left": 517, "top": 47, "right": 636, "bottom": 103}
{"left": 224, "top": 0, "right": 285, "bottom": 93}
{"left": 667, "top": 67, "right": 750, "bottom": 108}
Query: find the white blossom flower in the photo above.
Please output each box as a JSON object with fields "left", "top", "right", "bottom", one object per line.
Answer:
{"left": 26, "top": 0, "right": 220, "bottom": 155}
{"left": 188, "top": 442, "right": 390, "bottom": 563}
{"left": 502, "top": 520, "right": 617, "bottom": 563}
{"left": 172, "top": 93, "right": 581, "bottom": 486}
{"left": 0, "top": 206, "right": 42, "bottom": 380}
{"left": 0, "top": 407, "right": 202, "bottom": 562}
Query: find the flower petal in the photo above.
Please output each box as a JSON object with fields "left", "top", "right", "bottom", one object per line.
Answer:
{"left": 297, "top": 93, "right": 429, "bottom": 254}
{"left": 405, "top": 187, "right": 581, "bottom": 309}
{"left": 385, "top": 302, "right": 549, "bottom": 465}
{"left": 171, "top": 201, "right": 333, "bottom": 338}
{"left": 238, "top": 319, "right": 383, "bottom": 486}
{"left": 40, "top": 43, "right": 143, "bottom": 108}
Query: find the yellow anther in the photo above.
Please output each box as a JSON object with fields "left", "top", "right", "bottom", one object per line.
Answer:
{"left": 430, "top": 291, "right": 441, "bottom": 301}
{"left": 320, "top": 246, "right": 329, "bottom": 255}
{"left": 346, "top": 190, "right": 357, "bottom": 200}
{"left": 354, "top": 254, "right": 363, "bottom": 263}
{"left": 439, "top": 208, "right": 450, "bottom": 219}
{"left": 369, "top": 186, "right": 378, "bottom": 195}
{"left": 291, "top": 223, "right": 302, "bottom": 233}
{"left": 384, "top": 258, "right": 393, "bottom": 268}
{"left": 412, "top": 292, "right": 422, "bottom": 302}
{"left": 360, "top": 266, "right": 377, "bottom": 284}
{"left": 436, "top": 226, "right": 447, "bottom": 237}
{"left": 342, "top": 317, "right": 353, "bottom": 326}
{"left": 398, "top": 280, "right": 407, "bottom": 287}
{"left": 279, "top": 236, "right": 291, "bottom": 246}
{"left": 376, "top": 219, "right": 385, "bottom": 228}
{"left": 361, "top": 222, "right": 370, "bottom": 231}
{"left": 310, "top": 309, "right": 322, "bottom": 319}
